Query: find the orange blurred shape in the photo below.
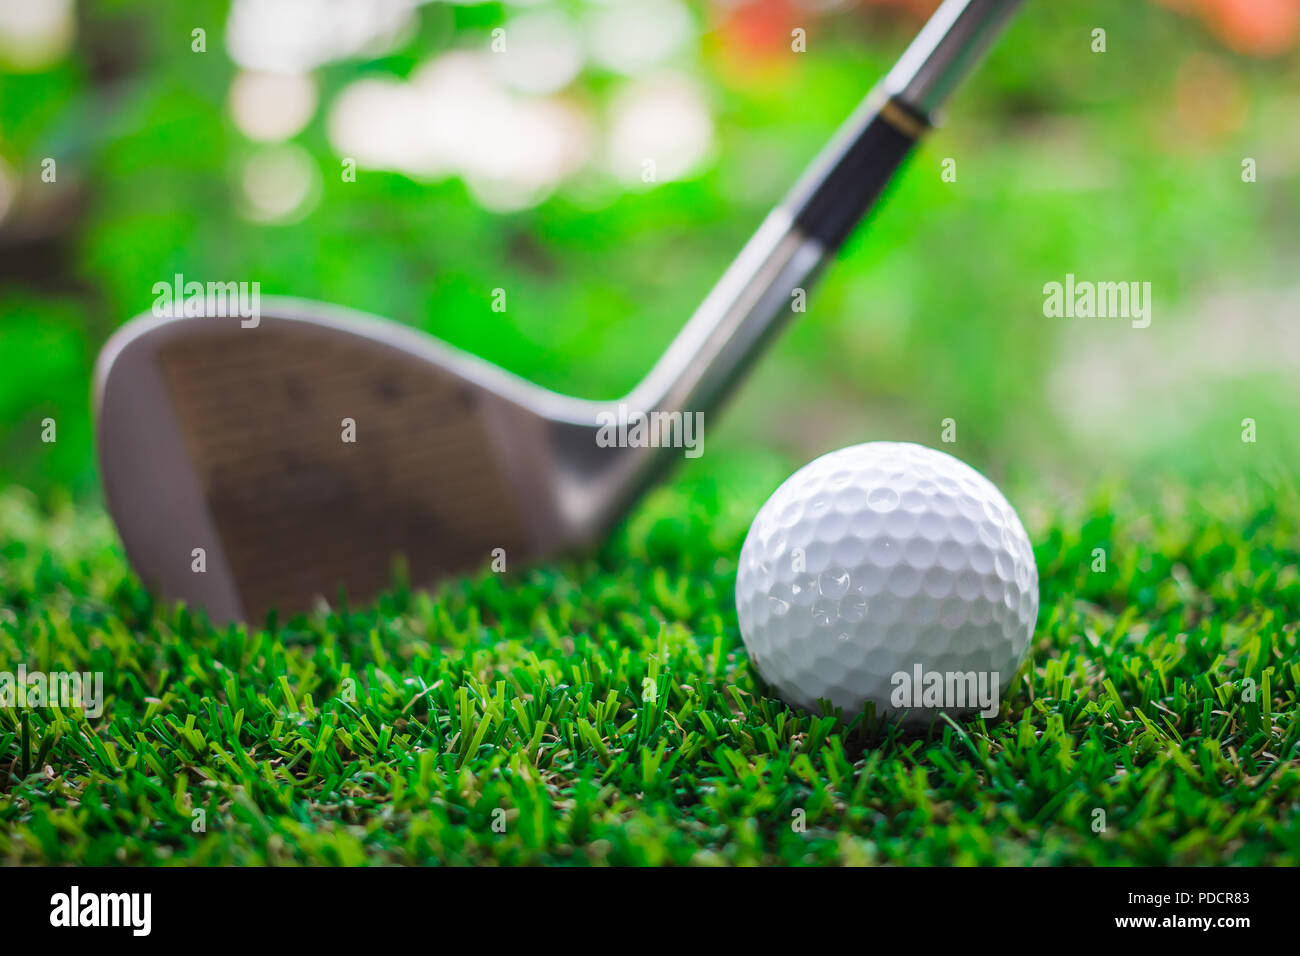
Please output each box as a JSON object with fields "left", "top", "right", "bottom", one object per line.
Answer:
{"left": 711, "top": 0, "right": 935, "bottom": 70}
{"left": 1158, "top": 0, "right": 1300, "bottom": 56}
{"left": 714, "top": 0, "right": 800, "bottom": 61}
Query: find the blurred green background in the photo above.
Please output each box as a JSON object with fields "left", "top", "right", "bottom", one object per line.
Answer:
{"left": 1, "top": 0, "right": 1297, "bottom": 508}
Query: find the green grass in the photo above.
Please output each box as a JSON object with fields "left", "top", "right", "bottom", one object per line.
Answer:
{"left": 1, "top": 470, "right": 1298, "bottom": 865}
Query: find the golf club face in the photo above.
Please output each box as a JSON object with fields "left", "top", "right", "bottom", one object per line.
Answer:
{"left": 95, "top": 297, "right": 632, "bottom": 624}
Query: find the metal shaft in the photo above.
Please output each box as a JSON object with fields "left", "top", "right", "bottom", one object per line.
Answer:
{"left": 626, "top": 0, "right": 1024, "bottom": 419}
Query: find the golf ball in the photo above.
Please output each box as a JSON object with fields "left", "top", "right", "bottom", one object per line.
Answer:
{"left": 735, "top": 442, "right": 1038, "bottom": 726}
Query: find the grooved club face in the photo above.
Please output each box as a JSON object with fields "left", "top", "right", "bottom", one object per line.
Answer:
{"left": 95, "top": 301, "right": 611, "bottom": 623}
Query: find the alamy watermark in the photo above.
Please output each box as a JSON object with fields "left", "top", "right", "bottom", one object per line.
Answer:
{"left": 50, "top": 886, "right": 151, "bottom": 936}
{"left": 0, "top": 666, "right": 104, "bottom": 718}
{"left": 595, "top": 403, "right": 704, "bottom": 458}
{"left": 1043, "top": 273, "right": 1151, "bottom": 328}
{"left": 152, "top": 273, "right": 261, "bottom": 327}
{"left": 891, "top": 664, "right": 1001, "bottom": 719}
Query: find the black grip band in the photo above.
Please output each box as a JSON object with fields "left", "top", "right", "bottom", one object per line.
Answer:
{"left": 787, "top": 93, "right": 930, "bottom": 251}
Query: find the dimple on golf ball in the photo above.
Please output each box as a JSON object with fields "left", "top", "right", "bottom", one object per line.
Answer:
{"left": 735, "top": 441, "right": 1038, "bottom": 726}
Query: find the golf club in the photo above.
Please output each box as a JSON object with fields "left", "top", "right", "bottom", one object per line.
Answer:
{"left": 95, "top": 0, "right": 1024, "bottom": 624}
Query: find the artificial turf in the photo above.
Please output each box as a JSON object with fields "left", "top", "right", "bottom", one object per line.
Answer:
{"left": 1, "top": 470, "right": 1298, "bottom": 866}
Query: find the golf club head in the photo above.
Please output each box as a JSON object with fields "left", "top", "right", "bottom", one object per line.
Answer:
{"left": 95, "top": 297, "right": 629, "bottom": 624}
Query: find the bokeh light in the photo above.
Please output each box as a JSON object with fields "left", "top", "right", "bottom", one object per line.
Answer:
{"left": 229, "top": 71, "right": 319, "bottom": 142}
{"left": 0, "top": 0, "right": 74, "bottom": 71}
{"left": 226, "top": 0, "right": 423, "bottom": 72}
{"left": 585, "top": 0, "right": 694, "bottom": 75}
{"left": 491, "top": 8, "right": 584, "bottom": 94}
{"left": 606, "top": 73, "right": 713, "bottom": 184}
{"left": 328, "top": 51, "right": 591, "bottom": 210}
{"left": 240, "top": 143, "right": 322, "bottom": 222}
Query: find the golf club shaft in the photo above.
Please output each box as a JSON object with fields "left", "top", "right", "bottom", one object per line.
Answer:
{"left": 627, "top": 0, "right": 1024, "bottom": 418}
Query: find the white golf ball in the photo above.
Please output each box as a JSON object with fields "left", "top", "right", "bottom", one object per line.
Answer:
{"left": 735, "top": 442, "right": 1038, "bottom": 727}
